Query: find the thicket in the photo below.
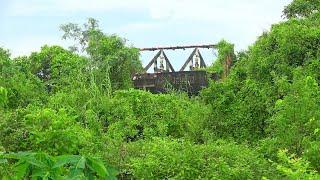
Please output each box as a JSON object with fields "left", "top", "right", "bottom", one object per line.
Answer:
{"left": 0, "top": 0, "right": 319, "bottom": 179}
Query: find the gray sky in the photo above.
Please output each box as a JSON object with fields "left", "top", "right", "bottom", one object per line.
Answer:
{"left": 0, "top": 0, "right": 292, "bottom": 69}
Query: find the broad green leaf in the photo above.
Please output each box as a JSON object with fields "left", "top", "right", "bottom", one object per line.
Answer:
{"left": 68, "top": 168, "right": 85, "bottom": 180}
{"left": 53, "top": 155, "right": 81, "bottom": 168}
{"left": 75, "top": 156, "right": 86, "bottom": 169}
{"left": 86, "top": 157, "right": 108, "bottom": 177}
{"left": 105, "top": 163, "right": 119, "bottom": 179}
{"left": 14, "top": 161, "right": 29, "bottom": 179}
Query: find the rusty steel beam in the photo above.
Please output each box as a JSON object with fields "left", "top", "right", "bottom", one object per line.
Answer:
{"left": 198, "top": 50, "right": 206, "bottom": 68}
{"left": 143, "top": 50, "right": 175, "bottom": 72}
{"left": 139, "top": 44, "right": 216, "bottom": 51}
{"left": 144, "top": 50, "right": 162, "bottom": 72}
{"left": 180, "top": 48, "right": 197, "bottom": 71}
{"left": 161, "top": 50, "right": 175, "bottom": 72}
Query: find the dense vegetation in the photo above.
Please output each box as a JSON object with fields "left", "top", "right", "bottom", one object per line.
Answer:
{"left": 1, "top": 0, "right": 319, "bottom": 179}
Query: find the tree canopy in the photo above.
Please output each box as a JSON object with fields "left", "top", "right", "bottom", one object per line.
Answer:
{"left": 283, "top": 0, "right": 320, "bottom": 18}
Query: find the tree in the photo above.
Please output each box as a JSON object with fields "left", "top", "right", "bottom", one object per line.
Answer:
{"left": 267, "top": 73, "right": 320, "bottom": 170}
{"left": 0, "top": 48, "right": 46, "bottom": 108}
{"left": 0, "top": 48, "right": 10, "bottom": 71}
{"left": 28, "top": 45, "right": 88, "bottom": 93}
{"left": 60, "top": 18, "right": 101, "bottom": 52}
{"left": 283, "top": 0, "right": 320, "bottom": 19}
{"left": 206, "top": 40, "right": 236, "bottom": 79}
{"left": 202, "top": 2, "right": 320, "bottom": 142}
{"left": 60, "top": 18, "right": 143, "bottom": 90}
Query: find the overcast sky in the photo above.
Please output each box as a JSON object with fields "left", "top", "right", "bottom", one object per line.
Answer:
{"left": 0, "top": 0, "right": 292, "bottom": 69}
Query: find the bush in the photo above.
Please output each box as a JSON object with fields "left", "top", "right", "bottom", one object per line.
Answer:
{"left": 266, "top": 73, "right": 320, "bottom": 170}
{"left": 201, "top": 8, "right": 320, "bottom": 143}
{"left": 275, "top": 149, "right": 319, "bottom": 179}
{"left": 24, "top": 108, "right": 95, "bottom": 155}
{"left": 0, "top": 87, "right": 8, "bottom": 108}
{"left": 123, "top": 138, "right": 277, "bottom": 179}
{"left": 0, "top": 107, "right": 95, "bottom": 155}
{"left": 105, "top": 89, "right": 211, "bottom": 143}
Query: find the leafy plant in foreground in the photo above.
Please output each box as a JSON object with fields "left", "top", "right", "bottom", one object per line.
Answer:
{"left": 0, "top": 152, "right": 118, "bottom": 179}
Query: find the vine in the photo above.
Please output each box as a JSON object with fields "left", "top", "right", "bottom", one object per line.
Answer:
{"left": 206, "top": 40, "right": 235, "bottom": 79}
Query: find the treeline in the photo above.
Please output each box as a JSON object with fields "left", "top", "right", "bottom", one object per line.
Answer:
{"left": 0, "top": 0, "right": 320, "bottom": 179}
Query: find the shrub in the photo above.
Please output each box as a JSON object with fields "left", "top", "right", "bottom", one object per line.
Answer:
{"left": 275, "top": 149, "right": 319, "bottom": 179}
{"left": 123, "top": 138, "right": 277, "bottom": 179}
{"left": 105, "top": 89, "right": 211, "bottom": 142}
{"left": 24, "top": 108, "right": 94, "bottom": 155}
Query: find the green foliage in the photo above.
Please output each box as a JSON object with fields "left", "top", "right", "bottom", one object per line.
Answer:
{"left": 201, "top": 79, "right": 270, "bottom": 142}
{"left": 105, "top": 89, "right": 210, "bottom": 142}
{"left": 206, "top": 40, "right": 235, "bottom": 76}
{"left": 1, "top": 1, "right": 320, "bottom": 178}
{"left": 275, "top": 149, "right": 319, "bottom": 179}
{"left": 283, "top": 0, "right": 320, "bottom": 19}
{"left": 28, "top": 45, "right": 88, "bottom": 93}
{"left": 0, "top": 152, "right": 118, "bottom": 179}
{"left": 87, "top": 34, "right": 142, "bottom": 90}
{"left": 0, "top": 86, "right": 8, "bottom": 108}
{"left": 60, "top": 18, "right": 143, "bottom": 91}
{"left": 0, "top": 50, "right": 46, "bottom": 108}
{"left": 0, "top": 108, "right": 29, "bottom": 152}
{"left": 264, "top": 73, "right": 320, "bottom": 170}
{"left": 125, "top": 138, "right": 275, "bottom": 179}
{"left": 0, "top": 48, "right": 11, "bottom": 73}
{"left": 246, "top": 17, "right": 320, "bottom": 83}
{"left": 202, "top": 7, "right": 320, "bottom": 143}
{"left": 24, "top": 108, "right": 94, "bottom": 155}
{"left": 0, "top": 107, "right": 95, "bottom": 155}
{"left": 60, "top": 17, "right": 101, "bottom": 52}
{"left": 201, "top": 5, "right": 320, "bottom": 178}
